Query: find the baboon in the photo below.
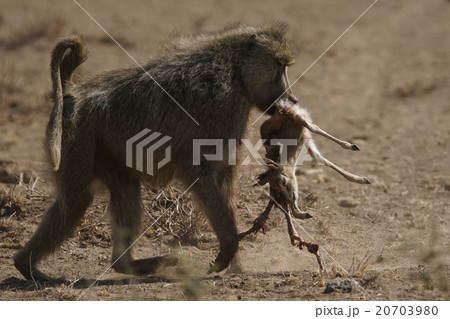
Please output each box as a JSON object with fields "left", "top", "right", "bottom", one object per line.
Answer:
{"left": 14, "top": 23, "right": 300, "bottom": 282}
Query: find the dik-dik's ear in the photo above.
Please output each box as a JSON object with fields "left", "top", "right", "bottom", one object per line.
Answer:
{"left": 263, "top": 157, "right": 284, "bottom": 173}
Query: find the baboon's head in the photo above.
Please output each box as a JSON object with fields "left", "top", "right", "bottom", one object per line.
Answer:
{"left": 240, "top": 23, "right": 297, "bottom": 114}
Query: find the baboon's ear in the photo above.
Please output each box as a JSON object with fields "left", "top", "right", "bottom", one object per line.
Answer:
{"left": 244, "top": 34, "right": 258, "bottom": 54}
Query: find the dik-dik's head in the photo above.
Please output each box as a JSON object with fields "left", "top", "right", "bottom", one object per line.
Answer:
{"left": 255, "top": 158, "right": 312, "bottom": 219}
{"left": 239, "top": 23, "right": 298, "bottom": 115}
{"left": 255, "top": 159, "right": 312, "bottom": 220}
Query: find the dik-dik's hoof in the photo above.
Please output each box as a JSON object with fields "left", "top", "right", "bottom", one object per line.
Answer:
{"left": 306, "top": 213, "right": 313, "bottom": 219}
{"left": 364, "top": 177, "right": 371, "bottom": 184}
{"left": 351, "top": 144, "right": 360, "bottom": 151}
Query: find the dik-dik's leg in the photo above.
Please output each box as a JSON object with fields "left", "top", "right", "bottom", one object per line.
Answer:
{"left": 305, "top": 122, "right": 359, "bottom": 151}
{"left": 306, "top": 140, "right": 371, "bottom": 184}
{"left": 274, "top": 192, "right": 326, "bottom": 274}
{"left": 283, "top": 104, "right": 359, "bottom": 151}
{"left": 274, "top": 192, "right": 302, "bottom": 246}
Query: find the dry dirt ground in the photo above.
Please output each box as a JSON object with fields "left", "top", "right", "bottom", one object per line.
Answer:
{"left": 0, "top": 0, "right": 449, "bottom": 301}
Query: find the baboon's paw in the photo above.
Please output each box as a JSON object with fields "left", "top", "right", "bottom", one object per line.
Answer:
{"left": 15, "top": 260, "right": 70, "bottom": 285}
{"left": 207, "top": 262, "right": 227, "bottom": 274}
{"left": 31, "top": 273, "right": 70, "bottom": 286}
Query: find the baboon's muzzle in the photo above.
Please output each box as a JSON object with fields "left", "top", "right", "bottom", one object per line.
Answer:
{"left": 276, "top": 93, "right": 299, "bottom": 111}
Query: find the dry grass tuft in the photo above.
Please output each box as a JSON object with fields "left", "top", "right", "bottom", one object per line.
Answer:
{"left": 330, "top": 250, "right": 372, "bottom": 278}
{"left": 0, "top": 188, "right": 24, "bottom": 218}
{"left": 349, "top": 250, "right": 372, "bottom": 277}
{"left": 143, "top": 186, "right": 209, "bottom": 246}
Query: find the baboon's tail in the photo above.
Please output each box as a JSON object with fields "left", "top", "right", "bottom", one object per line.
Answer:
{"left": 49, "top": 35, "right": 87, "bottom": 171}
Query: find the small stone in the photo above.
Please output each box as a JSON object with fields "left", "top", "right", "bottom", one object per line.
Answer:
{"left": 337, "top": 197, "right": 359, "bottom": 208}
{"left": 324, "top": 278, "right": 361, "bottom": 293}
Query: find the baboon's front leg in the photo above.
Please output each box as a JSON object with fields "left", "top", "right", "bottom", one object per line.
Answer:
{"left": 307, "top": 141, "right": 371, "bottom": 184}
{"left": 192, "top": 172, "right": 239, "bottom": 274}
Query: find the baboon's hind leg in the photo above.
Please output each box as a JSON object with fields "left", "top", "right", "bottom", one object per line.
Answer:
{"left": 14, "top": 184, "right": 94, "bottom": 283}
{"left": 105, "top": 174, "right": 176, "bottom": 276}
